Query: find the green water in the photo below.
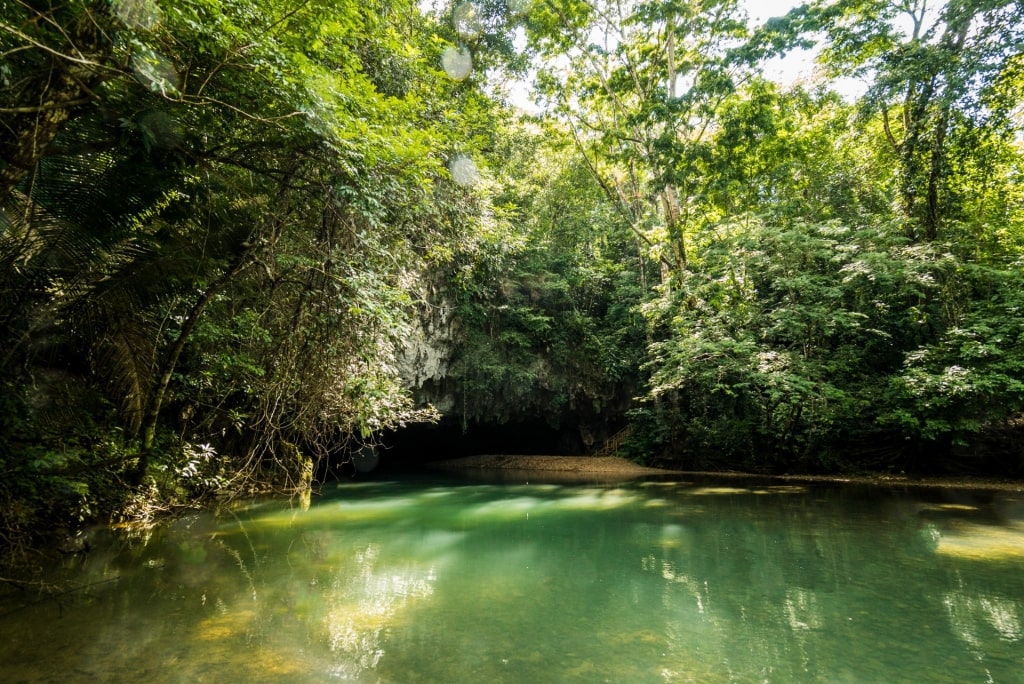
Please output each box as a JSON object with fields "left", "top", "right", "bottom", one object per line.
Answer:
{"left": 2, "top": 473, "right": 1024, "bottom": 683}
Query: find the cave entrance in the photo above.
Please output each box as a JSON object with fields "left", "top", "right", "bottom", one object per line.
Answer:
{"left": 380, "top": 418, "right": 585, "bottom": 467}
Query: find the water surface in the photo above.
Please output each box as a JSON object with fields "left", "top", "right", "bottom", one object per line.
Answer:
{"left": 2, "top": 472, "right": 1023, "bottom": 682}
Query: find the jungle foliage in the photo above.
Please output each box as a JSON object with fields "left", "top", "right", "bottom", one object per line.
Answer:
{"left": 0, "top": 0, "right": 506, "bottom": 561}
{"left": 516, "top": 0, "right": 1024, "bottom": 472}
{"left": 2, "top": 0, "right": 1024, "bottom": 563}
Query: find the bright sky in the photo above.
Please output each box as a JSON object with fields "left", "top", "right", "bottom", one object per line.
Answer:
{"left": 742, "top": 0, "right": 868, "bottom": 96}
{"left": 743, "top": 0, "right": 819, "bottom": 87}
{"left": 742, "top": 0, "right": 801, "bottom": 24}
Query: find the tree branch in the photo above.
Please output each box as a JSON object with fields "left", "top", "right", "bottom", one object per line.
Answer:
{"left": 567, "top": 119, "right": 675, "bottom": 273}
{"left": 0, "top": 22, "right": 105, "bottom": 68}
{"left": 0, "top": 98, "right": 92, "bottom": 114}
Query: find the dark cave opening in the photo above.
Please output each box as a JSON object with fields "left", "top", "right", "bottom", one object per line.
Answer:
{"left": 379, "top": 418, "right": 586, "bottom": 467}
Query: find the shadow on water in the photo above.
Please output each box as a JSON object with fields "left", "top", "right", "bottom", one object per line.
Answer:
{"left": 2, "top": 472, "right": 1023, "bottom": 683}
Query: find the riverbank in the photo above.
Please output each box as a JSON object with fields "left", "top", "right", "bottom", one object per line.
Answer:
{"left": 430, "top": 454, "right": 1024, "bottom": 492}
{"left": 430, "top": 454, "right": 677, "bottom": 477}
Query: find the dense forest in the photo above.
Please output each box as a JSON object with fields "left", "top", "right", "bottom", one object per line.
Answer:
{"left": 2, "top": 0, "right": 1023, "bottom": 562}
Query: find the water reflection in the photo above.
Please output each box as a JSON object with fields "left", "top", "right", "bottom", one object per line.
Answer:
{"left": 2, "top": 477, "right": 1024, "bottom": 682}
{"left": 944, "top": 586, "right": 1023, "bottom": 647}
{"left": 322, "top": 543, "right": 436, "bottom": 678}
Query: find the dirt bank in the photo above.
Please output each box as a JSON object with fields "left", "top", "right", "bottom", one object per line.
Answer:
{"left": 430, "top": 454, "right": 677, "bottom": 477}
{"left": 430, "top": 454, "right": 1024, "bottom": 491}
{"left": 695, "top": 470, "right": 1024, "bottom": 492}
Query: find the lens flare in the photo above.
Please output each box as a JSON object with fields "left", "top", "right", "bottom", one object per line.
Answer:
{"left": 452, "top": 2, "right": 484, "bottom": 41}
{"left": 131, "top": 48, "right": 180, "bottom": 96}
{"left": 449, "top": 155, "right": 479, "bottom": 187}
{"left": 112, "top": 0, "right": 162, "bottom": 30}
{"left": 441, "top": 46, "right": 473, "bottom": 81}
{"left": 506, "top": 0, "right": 531, "bottom": 16}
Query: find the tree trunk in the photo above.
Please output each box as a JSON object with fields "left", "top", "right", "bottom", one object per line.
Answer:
{"left": 133, "top": 251, "right": 254, "bottom": 482}
{"left": 923, "top": 110, "right": 949, "bottom": 241}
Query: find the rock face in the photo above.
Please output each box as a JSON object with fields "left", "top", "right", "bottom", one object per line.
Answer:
{"left": 396, "top": 293, "right": 458, "bottom": 413}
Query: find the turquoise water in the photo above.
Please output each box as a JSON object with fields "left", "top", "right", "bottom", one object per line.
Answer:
{"left": 2, "top": 472, "right": 1024, "bottom": 683}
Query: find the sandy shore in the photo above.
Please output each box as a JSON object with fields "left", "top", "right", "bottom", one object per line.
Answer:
{"left": 430, "top": 454, "right": 1024, "bottom": 491}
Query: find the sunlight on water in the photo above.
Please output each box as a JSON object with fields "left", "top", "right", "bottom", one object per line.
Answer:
{"left": 556, "top": 487, "right": 638, "bottom": 510}
{"left": 935, "top": 521, "right": 1024, "bottom": 559}
{"left": 459, "top": 488, "right": 639, "bottom": 522}
{"left": 250, "top": 497, "right": 420, "bottom": 527}
{"left": 783, "top": 587, "right": 823, "bottom": 631}
{"left": 944, "top": 590, "right": 1023, "bottom": 648}
{"left": 688, "top": 484, "right": 808, "bottom": 496}
{"left": 690, "top": 486, "right": 753, "bottom": 495}
{"left": 472, "top": 494, "right": 545, "bottom": 519}
{"left": 2, "top": 476, "right": 1024, "bottom": 683}
{"left": 923, "top": 503, "right": 981, "bottom": 512}
{"left": 752, "top": 485, "right": 809, "bottom": 494}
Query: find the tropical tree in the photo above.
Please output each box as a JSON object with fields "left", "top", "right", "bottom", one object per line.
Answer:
{"left": 429, "top": 117, "right": 649, "bottom": 447}
{"left": 757, "top": 0, "right": 1024, "bottom": 241}
{"left": 525, "top": 0, "right": 752, "bottom": 275}
{"left": 0, "top": 0, "right": 502, "bottom": 558}
{"left": 604, "top": 0, "right": 1024, "bottom": 470}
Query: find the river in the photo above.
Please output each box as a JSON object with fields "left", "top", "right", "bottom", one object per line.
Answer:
{"left": 1, "top": 471, "right": 1023, "bottom": 682}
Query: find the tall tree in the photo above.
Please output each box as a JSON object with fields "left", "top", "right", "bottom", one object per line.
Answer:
{"left": 0, "top": 0, "right": 501, "bottom": 549}
{"left": 781, "top": 0, "right": 1024, "bottom": 240}
{"left": 526, "top": 0, "right": 751, "bottom": 275}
